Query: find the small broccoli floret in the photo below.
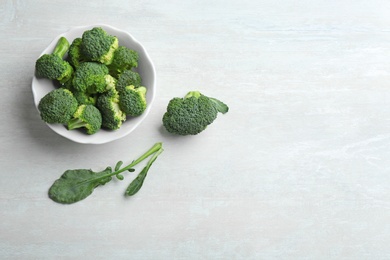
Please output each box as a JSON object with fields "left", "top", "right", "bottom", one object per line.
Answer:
{"left": 116, "top": 70, "right": 142, "bottom": 93}
{"left": 72, "top": 62, "right": 110, "bottom": 94}
{"left": 96, "top": 87, "right": 126, "bottom": 130}
{"left": 81, "top": 27, "right": 118, "bottom": 65}
{"left": 108, "top": 46, "right": 139, "bottom": 77}
{"left": 119, "top": 85, "right": 147, "bottom": 117}
{"left": 162, "top": 91, "right": 228, "bottom": 135}
{"left": 68, "top": 38, "right": 88, "bottom": 69}
{"left": 73, "top": 91, "right": 97, "bottom": 105}
{"left": 67, "top": 104, "right": 102, "bottom": 135}
{"left": 35, "top": 37, "right": 73, "bottom": 84}
{"left": 38, "top": 88, "right": 78, "bottom": 124}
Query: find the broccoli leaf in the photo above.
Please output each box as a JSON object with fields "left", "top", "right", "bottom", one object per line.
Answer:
{"left": 48, "top": 142, "right": 163, "bottom": 204}
{"left": 125, "top": 147, "right": 164, "bottom": 196}
{"left": 48, "top": 167, "right": 112, "bottom": 204}
{"left": 209, "top": 97, "right": 229, "bottom": 114}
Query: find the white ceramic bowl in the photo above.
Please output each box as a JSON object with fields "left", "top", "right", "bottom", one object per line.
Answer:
{"left": 32, "top": 24, "right": 156, "bottom": 144}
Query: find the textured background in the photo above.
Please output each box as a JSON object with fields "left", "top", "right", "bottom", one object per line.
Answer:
{"left": 1, "top": 0, "right": 390, "bottom": 259}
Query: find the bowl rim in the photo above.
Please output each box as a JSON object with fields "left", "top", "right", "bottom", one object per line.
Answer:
{"left": 32, "top": 24, "right": 156, "bottom": 144}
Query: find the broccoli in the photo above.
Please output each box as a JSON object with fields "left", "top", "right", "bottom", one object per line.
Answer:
{"left": 35, "top": 37, "right": 73, "bottom": 84}
{"left": 68, "top": 38, "right": 88, "bottom": 69}
{"left": 81, "top": 27, "right": 118, "bottom": 65}
{"left": 73, "top": 91, "right": 97, "bottom": 105}
{"left": 162, "top": 91, "right": 228, "bottom": 135}
{"left": 67, "top": 104, "right": 102, "bottom": 135}
{"left": 38, "top": 88, "right": 78, "bottom": 124}
{"left": 108, "top": 46, "right": 139, "bottom": 77}
{"left": 116, "top": 70, "right": 142, "bottom": 93}
{"left": 96, "top": 87, "right": 126, "bottom": 130}
{"left": 72, "top": 62, "right": 111, "bottom": 94}
{"left": 119, "top": 85, "right": 147, "bottom": 117}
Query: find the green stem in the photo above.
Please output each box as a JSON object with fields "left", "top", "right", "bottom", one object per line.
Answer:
{"left": 53, "top": 37, "right": 70, "bottom": 58}
{"left": 79, "top": 142, "right": 163, "bottom": 184}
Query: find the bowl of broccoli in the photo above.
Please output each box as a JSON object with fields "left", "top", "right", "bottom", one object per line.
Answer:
{"left": 32, "top": 24, "right": 156, "bottom": 144}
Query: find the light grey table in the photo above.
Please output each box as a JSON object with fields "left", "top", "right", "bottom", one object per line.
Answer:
{"left": 2, "top": 0, "right": 390, "bottom": 259}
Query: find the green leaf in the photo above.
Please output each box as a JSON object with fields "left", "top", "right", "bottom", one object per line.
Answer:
{"left": 128, "top": 168, "right": 135, "bottom": 172}
{"left": 209, "top": 97, "right": 229, "bottom": 114}
{"left": 48, "top": 167, "right": 112, "bottom": 204}
{"left": 125, "top": 167, "right": 148, "bottom": 196}
{"left": 116, "top": 174, "right": 124, "bottom": 180}
{"left": 115, "top": 161, "right": 123, "bottom": 171}
{"left": 125, "top": 148, "right": 164, "bottom": 196}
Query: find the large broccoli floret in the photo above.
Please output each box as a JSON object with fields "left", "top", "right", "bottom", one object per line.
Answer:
{"left": 68, "top": 38, "right": 88, "bottom": 69}
{"left": 72, "top": 62, "right": 110, "bottom": 94}
{"left": 162, "top": 91, "right": 228, "bottom": 135}
{"left": 81, "top": 27, "right": 118, "bottom": 65}
{"left": 35, "top": 37, "right": 73, "bottom": 84}
{"left": 96, "top": 87, "right": 126, "bottom": 130}
{"left": 116, "top": 70, "right": 142, "bottom": 93}
{"left": 38, "top": 88, "right": 78, "bottom": 124}
{"left": 108, "top": 46, "right": 139, "bottom": 77}
{"left": 67, "top": 104, "right": 102, "bottom": 135}
{"left": 119, "top": 85, "right": 147, "bottom": 117}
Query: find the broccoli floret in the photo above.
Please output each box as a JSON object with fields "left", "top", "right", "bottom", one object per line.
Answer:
{"left": 96, "top": 87, "right": 126, "bottom": 130}
{"left": 35, "top": 37, "right": 73, "bottom": 84}
{"left": 116, "top": 70, "right": 142, "bottom": 93}
{"left": 73, "top": 91, "right": 97, "bottom": 105}
{"left": 67, "top": 104, "right": 102, "bottom": 135}
{"left": 108, "top": 46, "right": 139, "bottom": 77}
{"left": 81, "top": 27, "right": 118, "bottom": 65}
{"left": 162, "top": 91, "right": 228, "bottom": 135}
{"left": 38, "top": 88, "right": 78, "bottom": 124}
{"left": 72, "top": 62, "right": 110, "bottom": 94}
{"left": 68, "top": 38, "right": 88, "bottom": 69}
{"left": 119, "top": 85, "right": 147, "bottom": 117}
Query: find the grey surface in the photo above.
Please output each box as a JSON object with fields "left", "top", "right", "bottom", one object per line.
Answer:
{"left": 2, "top": 0, "right": 390, "bottom": 259}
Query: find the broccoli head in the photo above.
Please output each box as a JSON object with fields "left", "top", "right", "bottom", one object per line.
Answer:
{"left": 35, "top": 37, "right": 74, "bottom": 84}
{"left": 162, "top": 91, "right": 228, "bottom": 135}
{"left": 96, "top": 87, "right": 126, "bottom": 130}
{"left": 38, "top": 88, "right": 78, "bottom": 124}
{"left": 67, "top": 104, "right": 102, "bottom": 135}
{"left": 81, "top": 27, "right": 118, "bottom": 65}
{"left": 67, "top": 38, "right": 88, "bottom": 69}
{"left": 116, "top": 70, "right": 142, "bottom": 93}
{"left": 119, "top": 85, "right": 147, "bottom": 117}
{"left": 72, "top": 62, "right": 110, "bottom": 94}
{"left": 108, "top": 46, "right": 139, "bottom": 77}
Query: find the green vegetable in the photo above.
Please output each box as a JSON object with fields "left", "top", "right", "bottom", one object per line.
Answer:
{"left": 35, "top": 37, "right": 74, "bottom": 84}
{"left": 72, "top": 62, "right": 110, "bottom": 94}
{"left": 162, "top": 91, "right": 228, "bottom": 135}
{"left": 116, "top": 69, "right": 142, "bottom": 93}
{"left": 125, "top": 147, "right": 164, "bottom": 196}
{"left": 48, "top": 142, "right": 163, "bottom": 204}
{"left": 108, "top": 46, "right": 139, "bottom": 77}
{"left": 96, "top": 87, "right": 126, "bottom": 130}
{"left": 67, "top": 37, "right": 87, "bottom": 69}
{"left": 35, "top": 28, "right": 147, "bottom": 135}
{"left": 67, "top": 104, "right": 102, "bottom": 135}
{"left": 119, "top": 85, "right": 147, "bottom": 117}
{"left": 73, "top": 91, "right": 97, "bottom": 105}
{"left": 38, "top": 88, "right": 78, "bottom": 124}
{"left": 81, "top": 27, "right": 119, "bottom": 65}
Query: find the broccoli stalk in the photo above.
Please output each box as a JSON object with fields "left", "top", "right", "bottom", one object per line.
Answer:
{"left": 162, "top": 91, "right": 228, "bottom": 135}
{"left": 35, "top": 37, "right": 74, "bottom": 84}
